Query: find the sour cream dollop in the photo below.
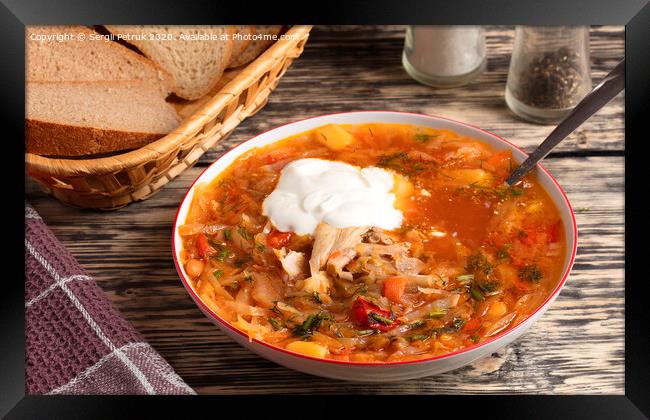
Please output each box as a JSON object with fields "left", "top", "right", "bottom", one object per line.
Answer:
{"left": 262, "top": 158, "right": 403, "bottom": 235}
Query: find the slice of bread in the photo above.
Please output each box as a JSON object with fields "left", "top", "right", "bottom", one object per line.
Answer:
{"left": 105, "top": 26, "right": 234, "bottom": 100}
{"left": 26, "top": 26, "right": 175, "bottom": 97}
{"left": 227, "top": 25, "right": 256, "bottom": 68}
{"left": 228, "top": 25, "right": 282, "bottom": 68}
{"left": 26, "top": 81, "right": 181, "bottom": 157}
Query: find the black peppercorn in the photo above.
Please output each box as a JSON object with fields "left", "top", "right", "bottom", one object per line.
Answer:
{"left": 514, "top": 47, "right": 585, "bottom": 109}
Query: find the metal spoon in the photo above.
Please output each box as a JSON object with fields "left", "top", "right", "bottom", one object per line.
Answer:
{"left": 506, "top": 59, "right": 625, "bottom": 186}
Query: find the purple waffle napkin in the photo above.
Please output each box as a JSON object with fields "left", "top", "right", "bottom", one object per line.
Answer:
{"left": 25, "top": 203, "right": 195, "bottom": 395}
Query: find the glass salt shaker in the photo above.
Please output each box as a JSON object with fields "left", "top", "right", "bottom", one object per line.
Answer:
{"left": 402, "top": 26, "right": 487, "bottom": 88}
{"left": 505, "top": 26, "right": 592, "bottom": 124}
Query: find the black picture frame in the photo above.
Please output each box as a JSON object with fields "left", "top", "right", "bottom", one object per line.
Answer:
{"left": 5, "top": 0, "right": 649, "bottom": 417}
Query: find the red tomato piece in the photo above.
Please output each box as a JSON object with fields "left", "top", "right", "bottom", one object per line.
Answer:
{"left": 547, "top": 221, "right": 562, "bottom": 243}
{"left": 266, "top": 229, "right": 293, "bottom": 249}
{"left": 266, "top": 153, "right": 289, "bottom": 164}
{"left": 462, "top": 318, "right": 481, "bottom": 333}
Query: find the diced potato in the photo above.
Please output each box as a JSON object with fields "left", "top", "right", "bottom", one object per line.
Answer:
{"left": 440, "top": 168, "right": 494, "bottom": 186}
{"left": 286, "top": 340, "right": 328, "bottom": 358}
{"left": 486, "top": 301, "right": 508, "bottom": 319}
{"left": 393, "top": 174, "right": 415, "bottom": 202}
{"left": 524, "top": 200, "right": 544, "bottom": 215}
{"left": 313, "top": 124, "right": 355, "bottom": 150}
{"left": 494, "top": 263, "right": 519, "bottom": 287}
{"left": 439, "top": 333, "right": 455, "bottom": 345}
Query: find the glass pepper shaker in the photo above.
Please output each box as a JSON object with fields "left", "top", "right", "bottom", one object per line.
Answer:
{"left": 402, "top": 26, "right": 487, "bottom": 88}
{"left": 505, "top": 26, "right": 592, "bottom": 124}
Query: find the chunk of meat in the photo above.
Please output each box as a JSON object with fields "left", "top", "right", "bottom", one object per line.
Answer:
{"left": 273, "top": 248, "right": 308, "bottom": 279}
{"left": 346, "top": 256, "right": 399, "bottom": 280}
{"left": 327, "top": 249, "right": 357, "bottom": 280}
{"left": 355, "top": 243, "right": 410, "bottom": 258}
{"left": 395, "top": 256, "right": 425, "bottom": 275}
{"left": 365, "top": 228, "right": 395, "bottom": 244}
{"left": 309, "top": 223, "right": 370, "bottom": 277}
{"left": 250, "top": 271, "right": 283, "bottom": 308}
{"left": 300, "top": 271, "right": 333, "bottom": 303}
{"left": 309, "top": 223, "right": 339, "bottom": 274}
{"left": 354, "top": 242, "right": 424, "bottom": 276}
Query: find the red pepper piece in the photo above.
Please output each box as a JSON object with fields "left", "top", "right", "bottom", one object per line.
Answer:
{"left": 351, "top": 297, "right": 399, "bottom": 331}
{"left": 196, "top": 234, "right": 215, "bottom": 258}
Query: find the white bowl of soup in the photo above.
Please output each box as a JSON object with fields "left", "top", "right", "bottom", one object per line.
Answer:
{"left": 173, "top": 111, "right": 577, "bottom": 382}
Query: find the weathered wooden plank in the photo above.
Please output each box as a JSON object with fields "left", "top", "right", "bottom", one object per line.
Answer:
{"left": 195, "top": 25, "right": 624, "bottom": 165}
{"left": 26, "top": 155, "right": 624, "bottom": 394}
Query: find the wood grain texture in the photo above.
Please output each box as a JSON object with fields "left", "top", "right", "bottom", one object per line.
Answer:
{"left": 25, "top": 26, "right": 624, "bottom": 394}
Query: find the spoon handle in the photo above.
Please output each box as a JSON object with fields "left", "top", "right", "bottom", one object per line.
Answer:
{"left": 506, "top": 59, "right": 625, "bottom": 186}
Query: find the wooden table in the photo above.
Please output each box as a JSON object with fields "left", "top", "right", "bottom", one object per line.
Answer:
{"left": 27, "top": 26, "right": 625, "bottom": 394}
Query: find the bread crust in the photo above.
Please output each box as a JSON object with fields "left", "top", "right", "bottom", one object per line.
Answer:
{"left": 27, "top": 25, "right": 177, "bottom": 96}
{"left": 229, "top": 26, "right": 282, "bottom": 68}
{"left": 105, "top": 25, "right": 235, "bottom": 100}
{"left": 227, "top": 25, "right": 256, "bottom": 68}
{"left": 26, "top": 118, "right": 168, "bottom": 157}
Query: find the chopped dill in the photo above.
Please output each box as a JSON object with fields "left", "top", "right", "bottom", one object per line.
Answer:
{"left": 352, "top": 283, "right": 368, "bottom": 296}
{"left": 496, "top": 244, "right": 512, "bottom": 261}
{"left": 216, "top": 248, "right": 230, "bottom": 261}
{"left": 408, "top": 320, "right": 427, "bottom": 330}
{"left": 477, "top": 281, "right": 499, "bottom": 293}
{"left": 470, "top": 287, "right": 485, "bottom": 301}
{"left": 292, "top": 312, "right": 331, "bottom": 339}
{"left": 408, "top": 333, "right": 432, "bottom": 342}
{"left": 378, "top": 152, "right": 409, "bottom": 171}
{"left": 519, "top": 264, "right": 543, "bottom": 282}
{"left": 414, "top": 133, "right": 433, "bottom": 143}
{"left": 268, "top": 317, "right": 284, "bottom": 331}
{"left": 237, "top": 226, "right": 253, "bottom": 241}
{"left": 451, "top": 318, "right": 466, "bottom": 330}
{"left": 461, "top": 183, "right": 525, "bottom": 200}
{"left": 466, "top": 253, "right": 493, "bottom": 275}
{"left": 427, "top": 309, "right": 448, "bottom": 318}
{"left": 312, "top": 291, "right": 323, "bottom": 304}
{"left": 369, "top": 312, "right": 394, "bottom": 325}
{"left": 270, "top": 301, "right": 282, "bottom": 316}
{"left": 377, "top": 152, "right": 429, "bottom": 176}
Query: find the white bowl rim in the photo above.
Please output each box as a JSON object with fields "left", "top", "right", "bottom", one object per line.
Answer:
{"left": 172, "top": 110, "right": 578, "bottom": 367}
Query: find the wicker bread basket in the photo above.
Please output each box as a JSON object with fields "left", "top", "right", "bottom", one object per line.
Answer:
{"left": 26, "top": 25, "right": 312, "bottom": 210}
